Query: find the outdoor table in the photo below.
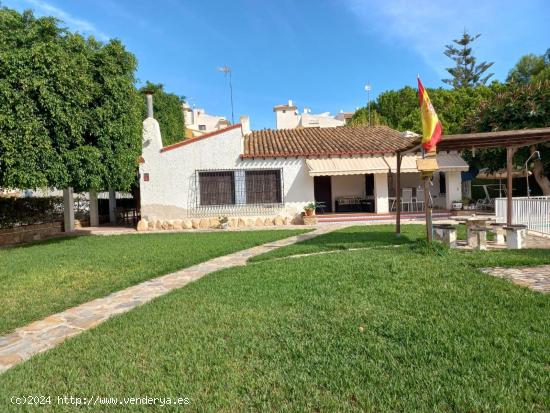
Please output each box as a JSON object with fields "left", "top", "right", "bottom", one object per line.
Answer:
{"left": 469, "top": 226, "right": 489, "bottom": 250}
{"left": 464, "top": 217, "right": 494, "bottom": 247}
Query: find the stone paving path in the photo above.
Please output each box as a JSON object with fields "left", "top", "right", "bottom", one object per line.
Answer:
{"left": 481, "top": 265, "right": 550, "bottom": 293}
{"left": 0, "top": 225, "right": 346, "bottom": 374}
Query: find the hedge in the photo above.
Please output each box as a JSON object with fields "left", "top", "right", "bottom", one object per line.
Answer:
{"left": 0, "top": 197, "right": 64, "bottom": 229}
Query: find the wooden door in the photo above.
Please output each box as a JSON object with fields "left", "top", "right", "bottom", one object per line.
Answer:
{"left": 314, "top": 176, "right": 332, "bottom": 213}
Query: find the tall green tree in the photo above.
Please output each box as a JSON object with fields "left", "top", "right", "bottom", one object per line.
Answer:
{"left": 442, "top": 31, "right": 494, "bottom": 88}
{"left": 463, "top": 81, "right": 550, "bottom": 194}
{"left": 347, "top": 107, "right": 384, "bottom": 127}
{"left": 0, "top": 7, "right": 141, "bottom": 191}
{"left": 349, "top": 85, "right": 498, "bottom": 134}
{"left": 507, "top": 49, "right": 550, "bottom": 84}
{"left": 139, "top": 82, "right": 185, "bottom": 146}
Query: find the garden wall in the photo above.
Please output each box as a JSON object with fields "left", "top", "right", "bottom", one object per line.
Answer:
{"left": 136, "top": 215, "right": 299, "bottom": 231}
{"left": 0, "top": 221, "right": 63, "bottom": 246}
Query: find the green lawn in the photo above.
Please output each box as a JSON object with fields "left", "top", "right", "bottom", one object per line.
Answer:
{"left": 0, "top": 229, "right": 307, "bottom": 335}
{"left": 249, "top": 224, "right": 487, "bottom": 262}
{"left": 249, "top": 224, "right": 464, "bottom": 262}
{"left": 0, "top": 225, "right": 548, "bottom": 412}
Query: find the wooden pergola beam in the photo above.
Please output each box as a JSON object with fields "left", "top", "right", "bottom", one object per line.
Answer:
{"left": 506, "top": 147, "right": 518, "bottom": 226}
{"left": 394, "top": 127, "right": 550, "bottom": 236}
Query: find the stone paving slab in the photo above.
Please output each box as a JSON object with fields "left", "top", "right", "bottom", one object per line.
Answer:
{"left": 481, "top": 265, "right": 550, "bottom": 293}
{"left": 0, "top": 225, "right": 345, "bottom": 374}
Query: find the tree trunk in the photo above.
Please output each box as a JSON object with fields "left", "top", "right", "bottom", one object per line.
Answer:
{"left": 531, "top": 146, "right": 550, "bottom": 195}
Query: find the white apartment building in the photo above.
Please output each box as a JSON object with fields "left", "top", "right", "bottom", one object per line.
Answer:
{"left": 273, "top": 100, "right": 353, "bottom": 129}
{"left": 182, "top": 102, "right": 230, "bottom": 138}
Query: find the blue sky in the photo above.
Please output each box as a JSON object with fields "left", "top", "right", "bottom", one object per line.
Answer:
{"left": 5, "top": 0, "right": 550, "bottom": 129}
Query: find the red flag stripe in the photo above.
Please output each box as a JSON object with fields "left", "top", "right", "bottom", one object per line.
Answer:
{"left": 422, "top": 121, "right": 442, "bottom": 152}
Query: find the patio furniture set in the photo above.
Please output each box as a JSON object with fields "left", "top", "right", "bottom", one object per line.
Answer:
{"left": 433, "top": 216, "right": 528, "bottom": 250}
{"left": 390, "top": 187, "right": 426, "bottom": 212}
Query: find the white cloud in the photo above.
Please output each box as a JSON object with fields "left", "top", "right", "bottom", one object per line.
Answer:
{"left": 23, "top": 0, "right": 110, "bottom": 41}
{"left": 344, "top": 0, "right": 501, "bottom": 77}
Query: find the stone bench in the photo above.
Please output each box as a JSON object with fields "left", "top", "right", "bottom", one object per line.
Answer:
{"left": 469, "top": 226, "right": 489, "bottom": 250}
{"left": 433, "top": 224, "right": 458, "bottom": 248}
{"left": 490, "top": 223, "right": 506, "bottom": 245}
{"left": 504, "top": 224, "right": 528, "bottom": 249}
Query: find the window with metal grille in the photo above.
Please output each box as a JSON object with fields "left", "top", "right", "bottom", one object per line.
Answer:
{"left": 245, "top": 170, "right": 282, "bottom": 204}
{"left": 199, "top": 171, "right": 235, "bottom": 205}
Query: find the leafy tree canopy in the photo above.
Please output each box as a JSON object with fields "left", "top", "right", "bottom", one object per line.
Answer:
{"left": 349, "top": 85, "right": 500, "bottom": 134}
{"left": 507, "top": 49, "right": 550, "bottom": 84}
{"left": 463, "top": 81, "right": 550, "bottom": 194}
{"left": 442, "top": 31, "right": 494, "bottom": 88}
{"left": 0, "top": 7, "right": 141, "bottom": 192}
{"left": 139, "top": 82, "right": 185, "bottom": 146}
{"left": 346, "top": 107, "right": 384, "bottom": 127}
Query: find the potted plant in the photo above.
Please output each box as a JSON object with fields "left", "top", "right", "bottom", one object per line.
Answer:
{"left": 304, "top": 202, "right": 316, "bottom": 217}
{"left": 462, "top": 197, "right": 475, "bottom": 210}
{"left": 219, "top": 216, "right": 229, "bottom": 229}
{"left": 451, "top": 200, "right": 463, "bottom": 210}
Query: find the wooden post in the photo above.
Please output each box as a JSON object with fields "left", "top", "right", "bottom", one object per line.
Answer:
{"left": 506, "top": 146, "right": 516, "bottom": 226}
{"left": 424, "top": 176, "right": 433, "bottom": 243}
{"left": 396, "top": 152, "right": 402, "bottom": 237}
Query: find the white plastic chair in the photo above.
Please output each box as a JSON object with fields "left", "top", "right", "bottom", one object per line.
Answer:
{"left": 415, "top": 188, "right": 425, "bottom": 211}
{"left": 402, "top": 188, "right": 413, "bottom": 212}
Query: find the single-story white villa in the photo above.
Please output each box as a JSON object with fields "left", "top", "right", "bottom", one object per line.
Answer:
{"left": 139, "top": 113, "right": 469, "bottom": 228}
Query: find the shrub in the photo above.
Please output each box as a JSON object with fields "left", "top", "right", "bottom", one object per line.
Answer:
{"left": 0, "top": 197, "right": 64, "bottom": 229}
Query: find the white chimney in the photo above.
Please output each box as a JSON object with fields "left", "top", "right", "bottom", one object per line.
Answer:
{"left": 144, "top": 90, "right": 154, "bottom": 118}
{"left": 240, "top": 115, "right": 251, "bottom": 135}
{"left": 288, "top": 99, "right": 293, "bottom": 107}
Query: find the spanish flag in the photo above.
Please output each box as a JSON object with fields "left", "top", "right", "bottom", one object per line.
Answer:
{"left": 417, "top": 77, "right": 442, "bottom": 153}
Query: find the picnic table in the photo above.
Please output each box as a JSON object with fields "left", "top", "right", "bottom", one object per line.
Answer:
{"left": 451, "top": 216, "right": 495, "bottom": 248}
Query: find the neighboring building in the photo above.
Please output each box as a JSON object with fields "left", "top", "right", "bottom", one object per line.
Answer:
{"left": 273, "top": 100, "right": 352, "bottom": 129}
{"left": 182, "top": 102, "right": 230, "bottom": 138}
{"left": 139, "top": 112, "right": 468, "bottom": 226}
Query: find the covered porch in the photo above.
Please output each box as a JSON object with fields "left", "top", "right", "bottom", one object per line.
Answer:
{"left": 306, "top": 153, "right": 468, "bottom": 214}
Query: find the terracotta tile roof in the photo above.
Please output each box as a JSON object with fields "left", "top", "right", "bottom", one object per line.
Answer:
{"left": 243, "top": 126, "right": 419, "bottom": 158}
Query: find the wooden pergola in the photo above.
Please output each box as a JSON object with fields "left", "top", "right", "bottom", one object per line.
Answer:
{"left": 394, "top": 127, "right": 550, "bottom": 236}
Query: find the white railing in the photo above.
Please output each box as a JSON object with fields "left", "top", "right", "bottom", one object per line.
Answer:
{"left": 495, "top": 196, "right": 550, "bottom": 235}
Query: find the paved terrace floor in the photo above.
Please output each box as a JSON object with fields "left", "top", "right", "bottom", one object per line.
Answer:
{"left": 481, "top": 265, "right": 550, "bottom": 293}
{"left": 0, "top": 225, "right": 347, "bottom": 374}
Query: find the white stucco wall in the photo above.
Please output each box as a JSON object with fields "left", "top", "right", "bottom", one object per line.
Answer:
{"left": 139, "top": 121, "right": 314, "bottom": 221}
{"left": 275, "top": 109, "right": 300, "bottom": 129}
{"left": 374, "top": 173, "right": 389, "bottom": 213}
{"left": 445, "top": 171, "right": 462, "bottom": 210}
